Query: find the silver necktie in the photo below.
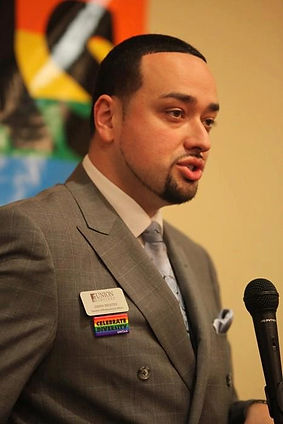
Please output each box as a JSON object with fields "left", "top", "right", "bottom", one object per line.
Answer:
{"left": 142, "top": 221, "right": 189, "bottom": 333}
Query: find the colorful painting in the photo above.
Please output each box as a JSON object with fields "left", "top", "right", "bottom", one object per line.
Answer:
{"left": 0, "top": 0, "right": 147, "bottom": 205}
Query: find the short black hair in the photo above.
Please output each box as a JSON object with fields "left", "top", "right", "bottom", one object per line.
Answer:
{"left": 90, "top": 33, "right": 206, "bottom": 134}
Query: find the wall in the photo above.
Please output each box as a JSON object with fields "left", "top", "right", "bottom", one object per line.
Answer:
{"left": 148, "top": 0, "right": 283, "bottom": 399}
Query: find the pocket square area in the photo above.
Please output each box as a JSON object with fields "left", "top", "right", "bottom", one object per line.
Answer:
{"left": 213, "top": 309, "right": 233, "bottom": 334}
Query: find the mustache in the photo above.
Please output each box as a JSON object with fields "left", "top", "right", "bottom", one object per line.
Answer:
{"left": 174, "top": 151, "right": 204, "bottom": 163}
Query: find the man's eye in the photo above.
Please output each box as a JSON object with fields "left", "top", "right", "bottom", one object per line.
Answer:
{"left": 167, "top": 109, "right": 184, "bottom": 119}
{"left": 203, "top": 118, "right": 216, "bottom": 131}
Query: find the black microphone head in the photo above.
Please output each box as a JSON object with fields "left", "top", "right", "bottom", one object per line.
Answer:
{"left": 244, "top": 278, "right": 279, "bottom": 316}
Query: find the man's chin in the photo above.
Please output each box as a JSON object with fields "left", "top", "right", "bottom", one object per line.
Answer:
{"left": 161, "top": 179, "right": 198, "bottom": 205}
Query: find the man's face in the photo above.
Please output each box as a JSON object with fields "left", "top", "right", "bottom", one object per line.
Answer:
{"left": 111, "top": 52, "right": 219, "bottom": 214}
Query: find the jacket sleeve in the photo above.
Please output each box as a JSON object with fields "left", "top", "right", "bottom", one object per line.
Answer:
{"left": 0, "top": 205, "right": 57, "bottom": 422}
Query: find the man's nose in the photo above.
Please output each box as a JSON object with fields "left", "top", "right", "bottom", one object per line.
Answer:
{"left": 183, "top": 120, "right": 211, "bottom": 153}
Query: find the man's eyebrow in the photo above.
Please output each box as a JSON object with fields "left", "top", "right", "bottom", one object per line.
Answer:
{"left": 159, "top": 92, "right": 196, "bottom": 103}
{"left": 159, "top": 92, "right": 220, "bottom": 112}
{"left": 207, "top": 102, "right": 220, "bottom": 112}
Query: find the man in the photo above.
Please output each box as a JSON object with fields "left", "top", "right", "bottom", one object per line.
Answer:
{"left": 0, "top": 34, "right": 272, "bottom": 423}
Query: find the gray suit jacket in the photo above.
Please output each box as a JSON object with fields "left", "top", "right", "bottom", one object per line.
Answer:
{"left": 0, "top": 164, "right": 246, "bottom": 423}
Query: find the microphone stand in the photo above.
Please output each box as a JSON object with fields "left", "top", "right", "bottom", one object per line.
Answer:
{"left": 265, "top": 380, "right": 283, "bottom": 424}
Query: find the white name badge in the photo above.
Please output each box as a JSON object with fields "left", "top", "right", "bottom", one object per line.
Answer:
{"left": 80, "top": 288, "right": 129, "bottom": 316}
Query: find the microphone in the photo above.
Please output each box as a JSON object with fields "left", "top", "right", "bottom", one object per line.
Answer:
{"left": 244, "top": 278, "right": 283, "bottom": 423}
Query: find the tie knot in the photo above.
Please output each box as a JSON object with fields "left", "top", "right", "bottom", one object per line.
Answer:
{"left": 142, "top": 221, "right": 163, "bottom": 243}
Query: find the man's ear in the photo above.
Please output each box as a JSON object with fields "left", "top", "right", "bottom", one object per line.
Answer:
{"left": 93, "top": 95, "right": 118, "bottom": 142}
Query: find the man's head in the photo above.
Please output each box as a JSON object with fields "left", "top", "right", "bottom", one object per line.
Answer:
{"left": 90, "top": 34, "right": 206, "bottom": 134}
{"left": 89, "top": 34, "right": 219, "bottom": 216}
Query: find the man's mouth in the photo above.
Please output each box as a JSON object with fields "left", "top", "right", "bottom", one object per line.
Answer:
{"left": 175, "top": 157, "right": 205, "bottom": 181}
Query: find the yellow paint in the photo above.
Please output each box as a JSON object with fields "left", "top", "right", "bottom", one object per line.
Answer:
{"left": 87, "top": 36, "right": 113, "bottom": 63}
{"left": 15, "top": 30, "right": 90, "bottom": 102}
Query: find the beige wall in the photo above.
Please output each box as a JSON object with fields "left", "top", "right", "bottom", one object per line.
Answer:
{"left": 148, "top": 0, "right": 283, "bottom": 399}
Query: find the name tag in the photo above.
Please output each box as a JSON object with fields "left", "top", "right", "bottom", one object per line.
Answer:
{"left": 80, "top": 288, "right": 129, "bottom": 316}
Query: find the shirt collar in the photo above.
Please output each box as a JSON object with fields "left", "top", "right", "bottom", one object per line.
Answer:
{"left": 82, "top": 155, "right": 163, "bottom": 238}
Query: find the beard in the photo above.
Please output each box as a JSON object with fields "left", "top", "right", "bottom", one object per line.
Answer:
{"left": 161, "top": 173, "right": 198, "bottom": 204}
{"left": 122, "top": 156, "right": 199, "bottom": 206}
{"left": 119, "top": 142, "right": 199, "bottom": 207}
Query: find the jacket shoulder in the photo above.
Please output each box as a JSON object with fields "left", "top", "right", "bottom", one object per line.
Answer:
{"left": 0, "top": 184, "right": 78, "bottom": 224}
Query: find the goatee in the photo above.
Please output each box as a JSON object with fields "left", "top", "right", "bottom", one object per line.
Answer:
{"left": 161, "top": 175, "right": 198, "bottom": 204}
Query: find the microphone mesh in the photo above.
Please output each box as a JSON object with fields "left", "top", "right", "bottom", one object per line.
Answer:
{"left": 243, "top": 278, "right": 279, "bottom": 315}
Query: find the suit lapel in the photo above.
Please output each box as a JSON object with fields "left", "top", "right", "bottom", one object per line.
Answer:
{"left": 164, "top": 224, "right": 212, "bottom": 424}
{"left": 66, "top": 165, "right": 195, "bottom": 391}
